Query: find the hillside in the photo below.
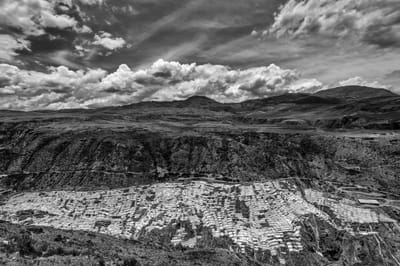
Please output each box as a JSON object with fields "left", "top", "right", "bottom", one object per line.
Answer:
{"left": 0, "top": 86, "right": 399, "bottom": 191}
{"left": 1, "top": 86, "right": 399, "bottom": 129}
{"left": 315, "top": 85, "right": 398, "bottom": 99}
{"left": 0, "top": 86, "right": 400, "bottom": 265}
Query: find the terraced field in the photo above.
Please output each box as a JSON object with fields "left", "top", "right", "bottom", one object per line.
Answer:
{"left": 1, "top": 179, "right": 397, "bottom": 264}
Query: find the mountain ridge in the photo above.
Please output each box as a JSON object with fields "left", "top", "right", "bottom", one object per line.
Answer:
{"left": 1, "top": 85, "right": 399, "bottom": 130}
{"left": 1, "top": 85, "right": 399, "bottom": 113}
{"left": 119, "top": 85, "right": 400, "bottom": 110}
{"left": 315, "top": 85, "right": 398, "bottom": 99}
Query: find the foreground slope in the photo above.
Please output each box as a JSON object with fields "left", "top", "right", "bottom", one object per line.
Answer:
{"left": 1, "top": 179, "right": 400, "bottom": 265}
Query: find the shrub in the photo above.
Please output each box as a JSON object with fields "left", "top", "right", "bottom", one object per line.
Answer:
{"left": 14, "top": 230, "right": 35, "bottom": 256}
{"left": 122, "top": 257, "right": 140, "bottom": 266}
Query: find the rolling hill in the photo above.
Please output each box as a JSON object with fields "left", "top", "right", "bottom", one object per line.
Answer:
{"left": 315, "top": 85, "right": 398, "bottom": 99}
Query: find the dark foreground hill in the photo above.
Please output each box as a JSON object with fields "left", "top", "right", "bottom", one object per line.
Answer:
{"left": 1, "top": 213, "right": 399, "bottom": 266}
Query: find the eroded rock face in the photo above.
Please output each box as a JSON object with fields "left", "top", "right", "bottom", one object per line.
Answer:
{"left": 1, "top": 121, "right": 400, "bottom": 195}
{"left": 0, "top": 123, "right": 335, "bottom": 190}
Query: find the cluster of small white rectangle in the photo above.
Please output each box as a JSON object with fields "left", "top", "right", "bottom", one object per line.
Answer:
{"left": 304, "top": 189, "right": 394, "bottom": 225}
{"left": 0, "top": 180, "right": 379, "bottom": 256}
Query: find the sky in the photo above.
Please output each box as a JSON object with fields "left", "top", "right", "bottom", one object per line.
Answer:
{"left": 1, "top": 0, "right": 400, "bottom": 110}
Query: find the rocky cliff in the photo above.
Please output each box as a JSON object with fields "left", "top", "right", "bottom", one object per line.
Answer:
{"left": 1, "top": 120, "right": 399, "bottom": 194}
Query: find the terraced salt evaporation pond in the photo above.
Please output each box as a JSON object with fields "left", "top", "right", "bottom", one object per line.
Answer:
{"left": 0, "top": 180, "right": 395, "bottom": 255}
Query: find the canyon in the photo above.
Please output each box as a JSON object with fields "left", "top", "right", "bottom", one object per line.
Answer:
{"left": 0, "top": 86, "right": 400, "bottom": 265}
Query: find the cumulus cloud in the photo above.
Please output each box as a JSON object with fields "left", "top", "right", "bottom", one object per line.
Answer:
{"left": 93, "top": 32, "right": 127, "bottom": 50}
{"left": 268, "top": 0, "right": 400, "bottom": 47}
{"left": 0, "top": 0, "right": 93, "bottom": 60}
{"left": 39, "top": 10, "right": 78, "bottom": 29}
{"left": 0, "top": 0, "right": 86, "bottom": 35}
{"left": 338, "top": 76, "right": 389, "bottom": 89}
{"left": 0, "top": 59, "right": 324, "bottom": 110}
{"left": 1, "top": 0, "right": 45, "bottom": 36}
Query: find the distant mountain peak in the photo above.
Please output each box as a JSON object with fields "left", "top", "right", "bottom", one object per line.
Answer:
{"left": 178, "top": 96, "right": 221, "bottom": 107}
{"left": 183, "top": 95, "right": 217, "bottom": 103}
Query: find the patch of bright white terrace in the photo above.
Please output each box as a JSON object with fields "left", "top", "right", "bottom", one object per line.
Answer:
{"left": 0, "top": 181, "right": 393, "bottom": 254}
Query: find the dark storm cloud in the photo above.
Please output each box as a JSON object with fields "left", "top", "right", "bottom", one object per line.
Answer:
{"left": 361, "top": 24, "right": 400, "bottom": 48}
{"left": 23, "top": 29, "right": 78, "bottom": 54}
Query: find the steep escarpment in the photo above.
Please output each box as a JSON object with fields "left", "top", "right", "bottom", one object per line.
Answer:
{"left": 1, "top": 121, "right": 400, "bottom": 193}
{"left": 0, "top": 122, "right": 335, "bottom": 190}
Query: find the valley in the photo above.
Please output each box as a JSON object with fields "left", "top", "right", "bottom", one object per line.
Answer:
{"left": 0, "top": 87, "right": 400, "bottom": 265}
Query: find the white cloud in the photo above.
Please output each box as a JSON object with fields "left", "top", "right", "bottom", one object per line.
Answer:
{"left": 0, "top": 0, "right": 47, "bottom": 36}
{"left": 61, "top": 0, "right": 104, "bottom": 5}
{"left": 111, "top": 5, "right": 140, "bottom": 15}
{"left": 0, "top": 35, "right": 30, "bottom": 61}
{"left": 268, "top": 0, "right": 400, "bottom": 47}
{"left": 76, "top": 25, "right": 92, "bottom": 34}
{"left": 93, "top": 32, "right": 127, "bottom": 50}
{"left": 0, "top": 0, "right": 83, "bottom": 35}
{"left": 96, "top": 60, "right": 324, "bottom": 102}
{"left": 77, "top": 0, "right": 104, "bottom": 5}
{"left": 0, "top": 59, "right": 325, "bottom": 110}
{"left": 0, "top": 0, "right": 93, "bottom": 61}
{"left": 288, "top": 79, "right": 325, "bottom": 94}
{"left": 40, "top": 10, "right": 78, "bottom": 29}
{"left": 0, "top": 63, "right": 107, "bottom": 95}
{"left": 338, "top": 76, "right": 389, "bottom": 89}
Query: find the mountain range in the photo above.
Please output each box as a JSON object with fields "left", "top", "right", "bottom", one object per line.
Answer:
{"left": 2, "top": 86, "right": 399, "bottom": 130}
